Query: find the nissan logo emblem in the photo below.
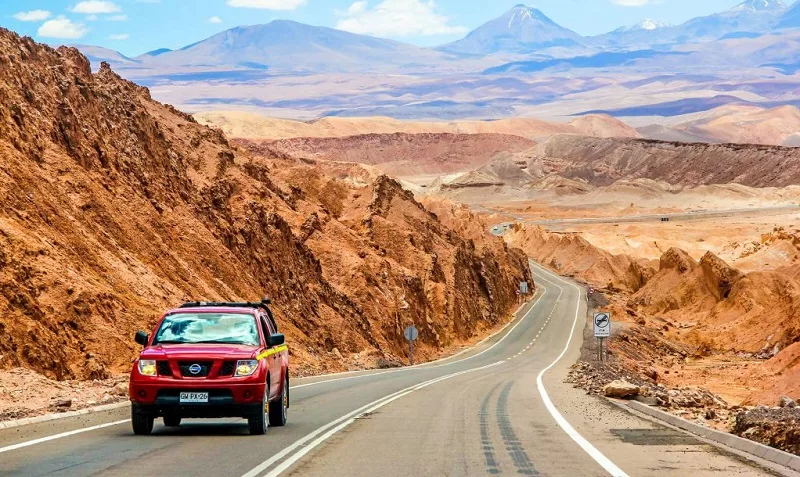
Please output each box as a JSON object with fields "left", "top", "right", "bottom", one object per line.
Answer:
{"left": 189, "top": 363, "right": 202, "bottom": 375}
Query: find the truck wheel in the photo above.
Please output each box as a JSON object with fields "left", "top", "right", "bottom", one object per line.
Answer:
{"left": 248, "top": 385, "right": 268, "bottom": 435}
{"left": 131, "top": 405, "right": 154, "bottom": 435}
{"left": 269, "top": 376, "right": 288, "bottom": 427}
{"left": 163, "top": 414, "right": 181, "bottom": 427}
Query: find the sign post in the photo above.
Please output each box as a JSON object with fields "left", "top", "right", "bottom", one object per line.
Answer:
{"left": 593, "top": 312, "right": 611, "bottom": 362}
{"left": 404, "top": 325, "right": 418, "bottom": 366}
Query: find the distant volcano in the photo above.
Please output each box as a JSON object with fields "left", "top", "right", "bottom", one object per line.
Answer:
{"left": 440, "top": 4, "right": 582, "bottom": 55}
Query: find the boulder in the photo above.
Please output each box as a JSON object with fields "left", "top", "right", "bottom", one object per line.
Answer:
{"left": 113, "top": 382, "right": 128, "bottom": 396}
{"left": 779, "top": 395, "right": 797, "bottom": 408}
{"left": 602, "top": 380, "right": 640, "bottom": 399}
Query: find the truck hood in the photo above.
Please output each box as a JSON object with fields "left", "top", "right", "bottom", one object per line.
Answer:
{"left": 141, "top": 343, "right": 259, "bottom": 360}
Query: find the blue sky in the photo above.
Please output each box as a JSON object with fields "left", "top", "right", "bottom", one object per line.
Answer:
{"left": 0, "top": 0, "right": 763, "bottom": 56}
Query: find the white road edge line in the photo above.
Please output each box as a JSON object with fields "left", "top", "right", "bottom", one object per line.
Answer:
{"left": 242, "top": 361, "right": 505, "bottom": 477}
{"left": 532, "top": 263, "right": 629, "bottom": 477}
{"left": 293, "top": 284, "right": 548, "bottom": 390}
{"left": 0, "top": 419, "right": 130, "bottom": 455}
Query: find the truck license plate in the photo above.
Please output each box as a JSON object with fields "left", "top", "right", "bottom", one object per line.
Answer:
{"left": 179, "top": 392, "right": 209, "bottom": 403}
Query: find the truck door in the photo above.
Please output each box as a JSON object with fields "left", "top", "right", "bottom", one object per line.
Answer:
{"left": 260, "top": 315, "right": 281, "bottom": 400}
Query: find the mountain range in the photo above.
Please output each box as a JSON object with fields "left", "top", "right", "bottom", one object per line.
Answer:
{"left": 73, "top": 1, "right": 800, "bottom": 74}
{"left": 47, "top": 1, "right": 800, "bottom": 122}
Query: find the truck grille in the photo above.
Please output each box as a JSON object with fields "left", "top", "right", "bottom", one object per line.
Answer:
{"left": 178, "top": 361, "right": 212, "bottom": 377}
{"left": 219, "top": 361, "right": 236, "bottom": 376}
{"left": 157, "top": 361, "right": 172, "bottom": 377}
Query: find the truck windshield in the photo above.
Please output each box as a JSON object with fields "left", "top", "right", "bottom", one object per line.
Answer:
{"left": 152, "top": 313, "right": 259, "bottom": 346}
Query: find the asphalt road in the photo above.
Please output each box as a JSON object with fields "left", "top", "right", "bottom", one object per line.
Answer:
{"left": 0, "top": 263, "right": 792, "bottom": 476}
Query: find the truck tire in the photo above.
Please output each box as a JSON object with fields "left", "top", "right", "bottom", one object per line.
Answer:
{"left": 269, "top": 375, "right": 288, "bottom": 427}
{"left": 131, "top": 405, "right": 154, "bottom": 435}
{"left": 163, "top": 414, "right": 181, "bottom": 427}
{"left": 248, "top": 385, "right": 268, "bottom": 435}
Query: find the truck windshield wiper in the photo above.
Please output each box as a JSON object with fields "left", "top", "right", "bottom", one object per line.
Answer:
{"left": 193, "top": 340, "right": 249, "bottom": 344}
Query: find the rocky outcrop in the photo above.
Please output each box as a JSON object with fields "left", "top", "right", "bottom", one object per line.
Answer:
{"left": 527, "top": 134, "right": 800, "bottom": 188}
{"left": 0, "top": 28, "right": 531, "bottom": 380}
{"left": 505, "top": 225, "right": 657, "bottom": 293}
{"left": 699, "top": 252, "right": 745, "bottom": 300}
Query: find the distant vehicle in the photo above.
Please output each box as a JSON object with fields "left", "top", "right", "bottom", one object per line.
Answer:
{"left": 129, "top": 299, "right": 289, "bottom": 435}
{"left": 493, "top": 226, "right": 500, "bottom": 232}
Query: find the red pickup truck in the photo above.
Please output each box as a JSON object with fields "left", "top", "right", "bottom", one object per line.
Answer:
{"left": 129, "top": 299, "right": 289, "bottom": 435}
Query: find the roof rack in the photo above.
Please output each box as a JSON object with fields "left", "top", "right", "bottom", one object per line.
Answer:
{"left": 178, "top": 298, "right": 272, "bottom": 314}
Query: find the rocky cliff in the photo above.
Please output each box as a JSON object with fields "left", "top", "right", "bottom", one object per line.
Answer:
{"left": 0, "top": 29, "right": 531, "bottom": 380}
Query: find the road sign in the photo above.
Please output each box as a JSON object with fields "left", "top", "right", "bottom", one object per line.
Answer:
{"left": 404, "top": 325, "right": 418, "bottom": 366}
{"left": 404, "top": 325, "right": 418, "bottom": 341}
{"left": 593, "top": 312, "right": 611, "bottom": 338}
{"left": 520, "top": 281, "right": 529, "bottom": 294}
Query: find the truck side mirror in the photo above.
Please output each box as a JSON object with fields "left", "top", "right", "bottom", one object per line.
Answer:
{"left": 135, "top": 331, "right": 149, "bottom": 347}
{"left": 268, "top": 333, "right": 285, "bottom": 347}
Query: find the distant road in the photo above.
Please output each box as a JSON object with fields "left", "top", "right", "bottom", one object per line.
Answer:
{"left": 487, "top": 205, "right": 799, "bottom": 235}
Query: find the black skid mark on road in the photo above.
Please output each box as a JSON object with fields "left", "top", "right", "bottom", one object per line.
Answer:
{"left": 480, "top": 384, "right": 502, "bottom": 475}
{"left": 497, "top": 382, "right": 539, "bottom": 476}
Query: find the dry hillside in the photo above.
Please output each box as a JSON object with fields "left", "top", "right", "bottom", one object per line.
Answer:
{"left": 0, "top": 29, "right": 531, "bottom": 383}
{"left": 195, "top": 111, "right": 640, "bottom": 141}
{"left": 507, "top": 224, "right": 800, "bottom": 408}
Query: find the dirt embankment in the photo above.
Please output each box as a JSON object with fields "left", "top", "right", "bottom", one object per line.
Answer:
{"left": 0, "top": 27, "right": 532, "bottom": 398}
{"left": 238, "top": 133, "right": 536, "bottom": 178}
{"left": 507, "top": 224, "right": 800, "bottom": 454}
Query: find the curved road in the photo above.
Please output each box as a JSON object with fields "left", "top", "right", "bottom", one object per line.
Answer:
{"left": 0, "top": 264, "right": 790, "bottom": 476}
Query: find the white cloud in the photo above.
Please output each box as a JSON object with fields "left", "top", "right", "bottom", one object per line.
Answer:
{"left": 347, "top": 1, "right": 367, "bottom": 15}
{"left": 86, "top": 14, "right": 99, "bottom": 20}
{"left": 37, "top": 16, "right": 89, "bottom": 39}
{"left": 13, "top": 10, "right": 52, "bottom": 22}
{"left": 209, "top": 16, "right": 223, "bottom": 23}
{"left": 336, "top": 0, "right": 467, "bottom": 37}
{"left": 71, "top": 1, "right": 121, "bottom": 14}
{"left": 108, "top": 33, "right": 130, "bottom": 40}
{"left": 226, "top": 0, "right": 306, "bottom": 10}
{"left": 611, "top": 0, "right": 653, "bottom": 6}
{"left": 107, "top": 14, "right": 128, "bottom": 21}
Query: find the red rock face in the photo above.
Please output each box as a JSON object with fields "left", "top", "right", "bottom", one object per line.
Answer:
{"left": 248, "top": 133, "right": 536, "bottom": 177}
{"left": 528, "top": 135, "right": 800, "bottom": 187}
{"left": 0, "top": 28, "right": 531, "bottom": 380}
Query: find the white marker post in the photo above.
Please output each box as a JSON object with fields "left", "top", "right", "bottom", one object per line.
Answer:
{"left": 593, "top": 312, "right": 611, "bottom": 361}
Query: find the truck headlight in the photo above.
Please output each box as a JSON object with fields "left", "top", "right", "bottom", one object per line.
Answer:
{"left": 138, "top": 360, "right": 157, "bottom": 376}
{"left": 235, "top": 360, "right": 258, "bottom": 377}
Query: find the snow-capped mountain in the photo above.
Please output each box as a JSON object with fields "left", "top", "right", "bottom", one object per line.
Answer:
{"left": 440, "top": 4, "right": 582, "bottom": 55}
{"left": 730, "top": 0, "right": 787, "bottom": 12}
{"left": 613, "top": 19, "right": 670, "bottom": 33}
